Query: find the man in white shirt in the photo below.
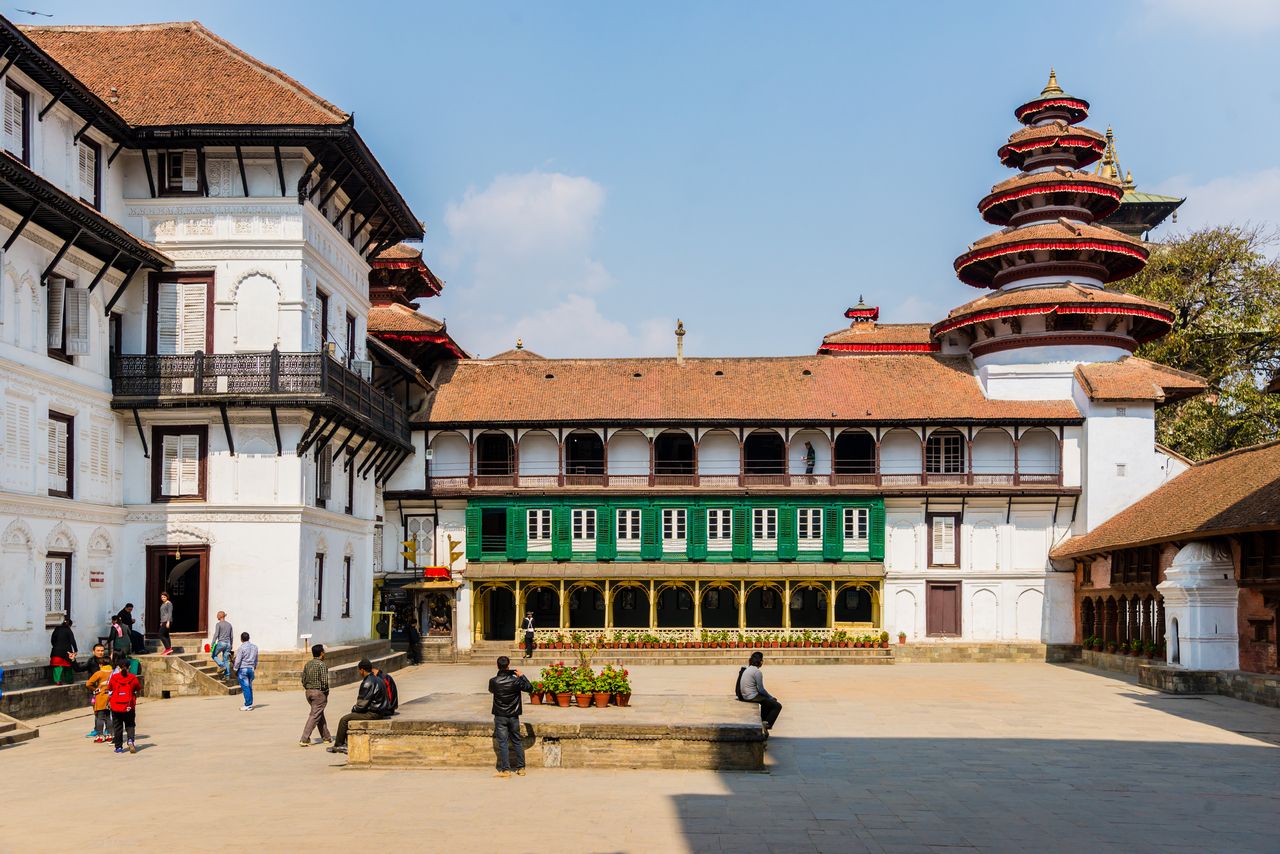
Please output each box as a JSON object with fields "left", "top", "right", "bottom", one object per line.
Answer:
{"left": 736, "top": 651, "right": 782, "bottom": 732}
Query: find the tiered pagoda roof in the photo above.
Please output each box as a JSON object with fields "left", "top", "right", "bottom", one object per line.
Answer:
{"left": 937, "top": 71, "right": 1173, "bottom": 356}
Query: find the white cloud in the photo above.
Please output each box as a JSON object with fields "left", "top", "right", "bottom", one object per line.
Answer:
{"left": 1142, "top": 0, "right": 1280, "bottom": 32}
{"left": 433, "top": 170, "right": 672, "bottom": 357}
{"left": 1149, "top": 167, "right": 1280, "bottom": 233}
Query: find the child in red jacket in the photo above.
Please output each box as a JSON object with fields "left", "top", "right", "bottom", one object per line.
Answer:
{"left": 107, "top": 657, "right": 141, "bottom": 754}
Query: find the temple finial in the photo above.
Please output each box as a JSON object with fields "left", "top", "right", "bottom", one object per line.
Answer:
{"left": 1041, "top": 68, "right": 1063, "bottom": 97}
{"left": 1123, "top": 170, "right": 1135, "bottom": 191}
{"left": 515, "top": 337, "right": 523, "bottom": 350}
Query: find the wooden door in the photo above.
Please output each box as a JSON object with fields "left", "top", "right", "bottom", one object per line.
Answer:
{"left": 926, "top": 581, "right": 961, "bottom": 637}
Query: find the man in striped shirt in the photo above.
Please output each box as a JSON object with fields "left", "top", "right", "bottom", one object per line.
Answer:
{"left": 298, "top": 644, "right": 332, "bottom": 746}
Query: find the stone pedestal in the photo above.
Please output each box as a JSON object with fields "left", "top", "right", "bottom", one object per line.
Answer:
{"left": 1157, "top": 542, "right": 1238, "bottom": 671}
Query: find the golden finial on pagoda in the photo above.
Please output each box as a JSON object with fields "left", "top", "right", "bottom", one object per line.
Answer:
{"left": 515, "top": 338, "right": 523, "bottom": 350}
{"left": 1123, "top": 170, "right": 1135, "bottom": 191}
{"left": 1041, "top": 68, "right": 1063, "bottom": 97}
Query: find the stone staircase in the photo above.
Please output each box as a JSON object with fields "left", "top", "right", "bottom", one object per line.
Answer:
{"left": 137, "top": 640, "right": 241, "bottom": 699}
{"left": 0, "top": 712, "right": 39, "bottom": 747}
{"left": 0, "top": 662, "right": 92, "bottom": 720}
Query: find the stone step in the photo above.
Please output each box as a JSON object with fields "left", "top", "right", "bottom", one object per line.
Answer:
{"left": 0, "top": 712, "right": 38, "bottom": 746}
{"left": 494, "top": 648, "right": 895, "bottom": 666}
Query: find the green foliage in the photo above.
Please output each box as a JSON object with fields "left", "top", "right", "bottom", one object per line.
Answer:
{"left": 1115, "top": 225, "right": 1280, "bottom": 459}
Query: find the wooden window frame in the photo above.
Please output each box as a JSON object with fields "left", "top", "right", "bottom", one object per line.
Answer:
{"left": 662, "top": 508, "right": 687, "bottom": 551}
{"left": 316, "top": 444, "right": 333, "bottom": 508}
{"left": 45, "top": 551, "right": 72, "bottom": 625}
{"left": 147, "top": 272, "right": 215, "bottom": 355}
{"left": 707, "top": 507, "right": 733, "bottom": 551}
{"left": 344, "top": 451, "right": 355, "bottom": 515}
{"left": 797, "top": 507, "right": 823, "bottom": 549}
{"left": 616, "top": 508, "right": 641, "bottom": 552}
{"left": 927, "top": 513, "right": 961, "bottom": 567}
{"left": 843, "top": 506, "right": 869, "bottom": 552}
{"left": 925, "top": 431, "right": 965, "bottom": 474}
{"left": 313, "top": 553, "right": 324, "bottom": 620}
{"left": 342, "top": 555, "right": 352, "bottom": 618}
{"left": 345, "top": 312, "right": 356, "bottom": 366}
{"left": 47, "top": 411, "right": 74, "bottom": 499}
{"left": 150, "top": 425, "right": 208, "bottom": 502}
{"left": 318, "top": 290, "right": 330, "bottom": 351}
{"left": 752, "top": 507, "right": 778, "bottom": 549}
{"left": 571, "top": 508, "right": 596, "bottom": 549}
{"left": 527, "top": 508, "right": 552, "bottom": 552}
{"left": 79, "top": 137, "right": 102, "bottom": 209}
{"left": 158, "top": 150, "right": 201, "bottom": 196}
{"left": 5, "top": 81, "right": 29, "bottom": 165}
{"left": 46, "top": 278, "right": 70, "bottom": 363}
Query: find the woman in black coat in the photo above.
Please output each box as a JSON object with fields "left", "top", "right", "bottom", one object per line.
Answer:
{"left": 49, "top": 618, "right": 78, "bottom": 684}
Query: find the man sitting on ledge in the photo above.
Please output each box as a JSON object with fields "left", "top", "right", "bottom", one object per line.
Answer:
{"left": 737, "top": 651, "right": 782, "bottom": 733}
{"left": 328, "top": 659, "right": 392, "bottom": 754}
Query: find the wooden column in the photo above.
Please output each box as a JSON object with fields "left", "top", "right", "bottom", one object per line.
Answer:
{"left": 694, "top": 580, "right": 702, "bottom": 631}
{"left": 829, "top": 579, "right": 837, "bottom": 628}
{"left": 738, "top": 429, "right": 746, "bottom": 487}
{"left": 557, "top": 436, "right": 565, "bottom": 487}
{"left": 784, "top": 431, "right": 792, "bottom": 486}
{"left": 1013, "top": 428, "right": 1021, "bottom": 485}
{"left": 827, "top": 432, "right": 836, "bottom": 486}
{"left": 559, "top": 580, "right": 567, "bottom": 630}
{"left": 783, "top": 580, "right": 792, "bottom": 631}
{"left": 513, "top": 581, "right": 521, "bottom": 644}
{"left": 649, "top": 580, "right": 657, "bottom": 629}
{"left": 739, "top": 580, "right": 746, "bottom": 631}
{"left": 512, "top": 430, "right": 520, "bottom": 487}
{"left": 605, "top": 580, "right": 612, "bottom": 632}
{"left": 468, "top": 431, "right": 476, "bottom": 487}
{"left": 648, "top": 435, "right": 655, "bottom": 487}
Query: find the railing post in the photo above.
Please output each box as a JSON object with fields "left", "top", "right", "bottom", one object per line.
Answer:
{"left": 193, "top": 350, "right": 205, "bottom": 394}
{"left": 270, "top": 345, "right": 281, "bottom": 392}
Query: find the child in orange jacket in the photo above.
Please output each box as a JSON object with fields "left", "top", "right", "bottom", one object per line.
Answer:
{"left": 86, "top": 663, "right": 113, "bottom": 742}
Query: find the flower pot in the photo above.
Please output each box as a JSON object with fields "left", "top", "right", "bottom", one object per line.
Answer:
{"left": 530, "top": 692, "right": 543, "bottom": 705}
{"left": 556, "top": 693, "right": 571, "bottom": 708}
{"left": 574, "top": 693, "right": 592, "bottom": 708}
{"left": 544, "top": 692, "right": 556, "bottom": 704}
{"left": 593, "top": 691, "right": 610, "bottom": 708}
{"left": 616, "top": 692, "right": 631, "bottom": 707}
{"left": 898, "top": 637, "right": 906, "bottom": 645}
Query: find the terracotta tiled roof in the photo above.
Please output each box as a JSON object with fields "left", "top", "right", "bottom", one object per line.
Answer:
{"left": 819, "top": 323, "right": 935, "bottom": 346}
{"left": 419, "top": 355, "right": 1081, "bottom": 425}
{"left": 1074, "top": 357, "right": 1207, "bottom": 404}
{"left": 998, "top": 121, "right": 1106, "bottom": 168}
{"left": 940, "top": 283, "right": 1172, "bottom": 322}
{"left": 367, "top": 303, "right": 444, "bottom": 335}
{"left": 979, "top": 169, "right": 1123, "bottom": 223}
{"left": 1050, "top": 440, "right": 1280, "bottom": 559}
{"left": 374, "top": 243, "right": 423, "bottom": 261}
{"left": 22, "top": 22, "right": 348, "bottom": 126}
{"left": 490, "top": 347, "right": 546, "bottom": 360}
{"left": 954, "top": 221, "right": 1151, "bottom": 287}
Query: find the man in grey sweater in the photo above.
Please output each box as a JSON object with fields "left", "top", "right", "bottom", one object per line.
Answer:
{"left": 158, "top": 592, "right": 174, "bottom": 655}
{"left": 210, "top": 611, "right": 233, "bottom": 681}
{"left": 233, "top": 632, "right": 259, "bottom": 711}
{"left": 737, "top": 651, "right": 782, "bottom": 732}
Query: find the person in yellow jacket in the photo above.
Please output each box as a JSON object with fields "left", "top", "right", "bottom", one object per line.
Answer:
{"left": 86, "top": 663, "right": 113, "bottom": 743}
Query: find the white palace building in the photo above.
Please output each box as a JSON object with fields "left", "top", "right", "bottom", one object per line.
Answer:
{"left": 1, "top": 20, "right": 1208, "bottom": 669}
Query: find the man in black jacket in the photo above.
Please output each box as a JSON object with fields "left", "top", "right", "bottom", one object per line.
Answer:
{"left": 488, "top": 655, "right": 532, "bottom": 778}
{"left": 328, "top": 659, "right": 391, "bottom": 754}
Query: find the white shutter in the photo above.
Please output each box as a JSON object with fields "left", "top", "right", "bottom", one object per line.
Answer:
{"left": 46, "top": 277, "right": 65, "bottom": 349}
{"left": 180, "top": 282, "right": 206, "bottom": 353}
{"left": 5, "top": 399, "right": 31, "bottom": 468}
{"left": 181, "top": 152, "right": 199, "bottom": 191}
{"left": 3, "top": 87, "right": 22, "bottom": 157}
{"left": 64, "top": 287, "right": 90, "bottom": 356}
{"left": 47, "top": 417, "right": 67, "bottom": 493}
{"left": 78, "top": 143, "right": 97, "bottom": 203}
{"left": 161, "top": 434, "right": 180, "bottom": 495}
{"left": 932, "top": 517, "right": 956, "bottom": 564}
{"left": 178, "top": 434, "right": 200, "bottom": 495}
{"left": 90, "top": 424, "right": 110, "bottom": 480}
{"left": 156, "top": 282, "right": 180, "bottom": 355}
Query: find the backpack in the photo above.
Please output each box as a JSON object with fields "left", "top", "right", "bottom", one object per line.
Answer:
{"left": 382, "top": 673, "right": 399, "bottom": 712}
{"left": 735, "top": 666, "right": 746, "bottom": 701}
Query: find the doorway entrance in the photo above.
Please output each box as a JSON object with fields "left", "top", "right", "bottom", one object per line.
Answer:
{"left": 146, "top": 545, "right": 210, "bottom": 635}
{"left": 926, "top": 581, "right": 961, "bottom": 637}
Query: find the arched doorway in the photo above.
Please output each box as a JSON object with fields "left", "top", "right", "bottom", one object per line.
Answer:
{"left": 656, "top": 584, "right": 695, "bottom": 628}
{"left": 745, "top": 584, "right": 784, "bottom": 628}
{"left": 834, "top": 584, "right": 874, "bottom": 624}
{"left": 567, "top": 584, "right": 606, "bottom": 629}
{"left": 475, "top": 431, "right": 514, "bottom": 482}
{"left": 521, "top": 584, "right": 560, "bottom": 633}
{"left": 565, "top": 430, "right": 604, "bottom": 483}
{"left": 834, "top": 430, "right": 876, "bottom": 484}
{"left": 700, "top": 584, "right": 738, "bottom": 629}
{"left": 743, "top": 430, "right": 785, "bottom": 480}
{"left": 611, "top": 584, "right": 650, "bottom": 629}
{"left": 654, "top": 430, "right": 695, "bottom": 483}
{"left": 789, "top": 583, "right": 828, "bottom": 629}
{"left": 478, "top": 585, "right": 516, "bottom": 641}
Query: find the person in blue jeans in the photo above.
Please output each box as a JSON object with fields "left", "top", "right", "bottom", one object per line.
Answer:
{"left": 210, "top": 611, "right": 233, "bottom": 681}
{"left": 233, "top": 631, "right": 258, "bottom": 710}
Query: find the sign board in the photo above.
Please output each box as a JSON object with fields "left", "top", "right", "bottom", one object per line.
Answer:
{"left": 89, "top": 569, "right": 106, "bottom": 588}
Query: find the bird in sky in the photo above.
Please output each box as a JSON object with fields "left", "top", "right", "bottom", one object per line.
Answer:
{"left": 14, "top": 8, "right": 54, "bottom": 16}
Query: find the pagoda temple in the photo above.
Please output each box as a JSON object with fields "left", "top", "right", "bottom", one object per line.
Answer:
{"left": 934, "top": 71, "right": 1176, "bottom": 375}
{"left": 1094, "top": 127, "right": 1186, "bottom": 239}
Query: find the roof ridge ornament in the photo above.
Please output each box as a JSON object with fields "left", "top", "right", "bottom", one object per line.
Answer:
{"left": 1041, "top": 68, "right": 1064, "bottom": 97}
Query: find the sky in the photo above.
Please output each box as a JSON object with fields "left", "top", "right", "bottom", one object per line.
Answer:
{"left": 20, "top": 0, "right": 1280, "bottom": 358}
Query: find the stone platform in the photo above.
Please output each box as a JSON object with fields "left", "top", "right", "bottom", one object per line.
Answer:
{"left": 346, "top": 692, "right": 765, "bottom": 771}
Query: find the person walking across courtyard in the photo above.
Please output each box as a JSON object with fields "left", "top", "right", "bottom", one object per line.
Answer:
{"left": 522, "top": 611, "right": 536, "bottom": 660}
{"left": 298, "top": 644, "right": 331, "bottom": 746}
{"left": 158, "top": 592, "right": 174, "bottom": 655}
{"left": 210, "top": 611, "right": 233, "bottom": 681}
{"left": 403, "top": 620, "right": 421, "bottom": 665}
{"left": 86, "top": 660, "right": 113, "bottom": 742}
{"left": 737, "top": 651, "right": 783, "bottom": 733}
{"left": 49, "top": 617, "right": 77, "bottom": 684}
{"left": 488, "top": 655, "right": 532, "bottom": 778}
{"left": 233, "top": 632, "right": 258, "bottom": 711}
{"left": 328, "top": 659, "right": 392, "bottom": 755}
{"left": 107, "top": 655, "right": 141, "bottom": 754}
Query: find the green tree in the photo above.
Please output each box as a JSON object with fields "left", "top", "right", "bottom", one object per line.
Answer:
{"left": 1115, "top": 225, "right": 1280, "bottom": 459}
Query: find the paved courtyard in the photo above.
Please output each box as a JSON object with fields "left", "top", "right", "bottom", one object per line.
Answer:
{"left": 7, "top": 661, "right": 1279, "bottom": 853}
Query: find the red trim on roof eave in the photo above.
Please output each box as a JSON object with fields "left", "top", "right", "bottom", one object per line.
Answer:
{"left": 373, "top": 331, "right": 465, "bottom": 356}
{"left": 1003, "top": 136, "right": 1106, "bottom": 155}
{"left": 932, "top": 304, "right": 1174, "bottom": 337}
{"left": 954, "top": 239, "right": 1149, "bottom": 274}
{"left": 978, "top": 183, "right": 1122, "bottom": 213}
{"left": 1015, "top": 98, "right": 1089, "bottom": 119}
{"left": 819, "top": 342, "right": 940, "bottom": 353}
{"left": 844, "top": 308, "right": 881, "bottom": 320}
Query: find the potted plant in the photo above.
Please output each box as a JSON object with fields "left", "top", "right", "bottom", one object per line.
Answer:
{"left": 592, "top": 666, "right": 612, "bottom": 708}
{"left": 1144, "top": 641, "right": 1157, "bottom": 659}
{"left": 529, "top": 680, "right": 544, "bottom": 705}
{"left": 572, "top": 667, "right": 595, "bottom": 708}
{"left": 897, "top": 631, "right": 907, "bottom": 646}
{"left": 613, "top": 665, "right": 632, "bottom": 706}
{"left": 540, "top": 663, "right": 572, "bottom": 707}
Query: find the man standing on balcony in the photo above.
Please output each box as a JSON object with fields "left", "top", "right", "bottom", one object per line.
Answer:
{"left": 522, "top": 611, "right": 536, "bottom": 660}
{"left": 804, "top": 442, "right": 816, "bottom": 479}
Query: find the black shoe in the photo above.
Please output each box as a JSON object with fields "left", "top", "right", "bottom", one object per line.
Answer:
{"left": 326, "top": 745, "right": 348, "bottom": 754}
